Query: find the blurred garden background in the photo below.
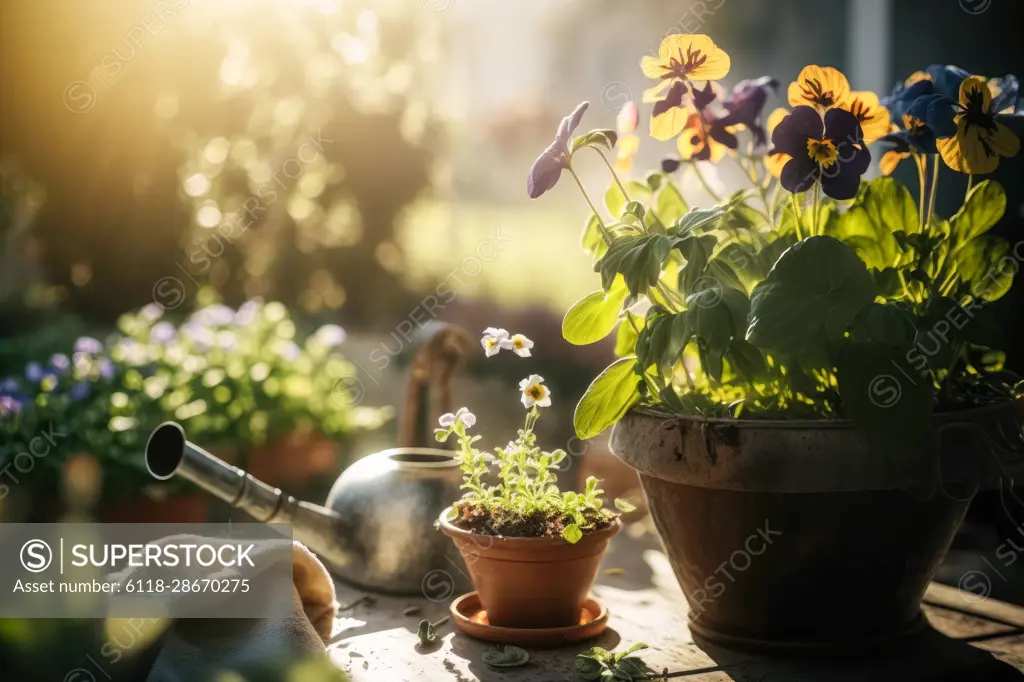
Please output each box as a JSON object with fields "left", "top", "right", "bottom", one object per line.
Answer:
{"left": 1, "top": 0, "right": 1024, "bottom": 658}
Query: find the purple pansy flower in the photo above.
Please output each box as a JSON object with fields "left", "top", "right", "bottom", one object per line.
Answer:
{"left": 150, "top": 321, "right": 177, "bottom": 343}
{"left": 279, "top": 341, "right": 301, "bottom": 361}
{"left": 527, "top": 102, "right": 591, "bottom": 199}
{"left": 0, "top": 395, "right": 21, "bottom": 417}
{"left": 74, "top": 336, "right": 103, "bottom": 355}
{"left": 719, "top": 76, "right": 779, "bottom": 147}
{"left": 97, "top": 357, "right": 115, "bottom": 380}
{"left": 50, "top": 354, "right": 71, "bottom": 374}
{"left": 661, "top": 157, "right": 682, "bottom": 173}
{"left": 235, "top": 299, "right": 262, "bottom": 326}
{"left": 0, "top": 377, "right": 18, "bottom": 395}
{"left": 772, "top": 106, "right": 870, "bottom": 200}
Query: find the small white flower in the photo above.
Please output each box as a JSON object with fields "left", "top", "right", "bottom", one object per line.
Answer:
{"left": 481, "top": 327, "right": 509, "bottom": 357}
{"left": 438, "top": 412, "right": 456, "bottom": 427}
{"left": 519, "top": 374, "right": 552, "bottom": 409}
{"left": 459, "top": 410, "right": 477, "bottom": 428}
{"left": 501, "top": 333, "right": 534, "bottom": 358}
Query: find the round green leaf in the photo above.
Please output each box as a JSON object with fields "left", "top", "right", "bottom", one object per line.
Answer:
{"left": 574, "top": 357, "right": 641, "bottom": 439}
{"left": 563, "top": 285, "right": 628, "bottom": 345}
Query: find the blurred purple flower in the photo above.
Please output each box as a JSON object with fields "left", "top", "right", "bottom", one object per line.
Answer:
{"left": 279, "top": 341, "right": 301, "bottom": 361}
{"left": 661, "top": 157, "right": 682, "bottom": 173}
{"left": 139, "top": 303, "right": 164, "bottom": 322}
{"left": 0, "top": 395, "right": 21, "bottom": 417}
{"left": 315, "top": 324, "right": 346, "bottom": 347}
{"left": 235, "top": 299, "right": 262, "bottom": 326}
{"left": 0, "top": 378, "right": 18, "bottom": 395}
{"left": 50, "top": 354, "right": 71, "bottom": 374}
{"left": 150, "top": 322, "right": 177, "bottom": 343}
{"left": 181, "top": 322, "right": 213, "bottom": 351}
{"left": 70, "top": 381, "right": 91, "bottom": 401}
{"left": 97, "top": 357, "right": 115, "bottom": 380}
{"left": 191, "top": 304, "right": 235, "bottom": 327}
{"left": 74, "top": 336, "right": 103, "bottom": 355}
{"left": 527, "top": 102, "right": 590, "bottom": 199}
{"left": 719, "top": 76, "right": 779, "bottom": 147}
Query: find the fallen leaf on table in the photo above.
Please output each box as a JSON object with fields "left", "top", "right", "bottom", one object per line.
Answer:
{"left": 482, "top": 645, "right": 530, "bottom": 668}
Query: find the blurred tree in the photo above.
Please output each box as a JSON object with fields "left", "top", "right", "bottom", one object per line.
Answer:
{"left": 0, "top": 0, "right": 440, "bottom": 325}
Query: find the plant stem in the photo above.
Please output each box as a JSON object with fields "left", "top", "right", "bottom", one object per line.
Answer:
{"left": 811, "top": 180, "right": 821, "bottom": 236}
{"left": 915, "top": 153, "right": 927, "bottom": 231}
{"left": 925, "top": 154, "right": 940, "bottom": 230}
{"left": 689, "top": 161, "right": 721, "bottom": 202}
{"left": 966, "top": 173, "right": 974, "bottom": 201}
{"left": 568, "top": 165, "right": 614, "bottom": 245}
{"left": 592, "top": 148, "right": 631, "bottom": 202}
{"left": 790, "top": 194, "right": 804, "bottom": 241}
{"left": 733, "top": 156, "right": 775, "bottom": 228}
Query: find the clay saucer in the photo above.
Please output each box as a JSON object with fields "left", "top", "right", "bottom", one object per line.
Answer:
{"left": 449, "top": 592, "right": 609, "bottom": 647}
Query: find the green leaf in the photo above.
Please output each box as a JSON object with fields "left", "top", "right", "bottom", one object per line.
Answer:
{"left": 675, "top": 234, "right": 718, "bottom": 296}
{"left": 562, "top": 523, "right": 583, "bottom": 544}
{"left": 582, "top": 214, "right": 608, "bottom": 260}
{"left": 614, "top": 498, "right": 636, "bottom": 512}
{"left": 574, "top": 357, "right": 641, "bottom": 439}
{"left": 604, "top": 180, "right": 651, "bottom": 218}
{"left": 849, "top": 302, "right": 917, "bottom": 346}
{"left": 950, "top": 180, "right": 1006, "bottom": 245}
{"left": 614, "top": 312, "right": 644, "bottom": 357}
{"left": 654, "top": 183, "right": 688, "bottom": 225}
{"left": 747, "top": 236, "right": 875, "bottom": 365}
{"left": 596, "top": 235, "right": 672, "bottom": 295}
{"left": 482, "top": 645, "right": 530, "bottom": 668}
{"left": 728, "top": 339, "right": 768, "bottom": 382}
{"left": 572, "top": 129, "right": 618, "bottom": 153}
{"left": 563, "top": 283, "right": 629, "bottom": 345}
{"left": 669, "top": 205, "right": 727, "bottom": 237}
{"left": 826, "top": 177, "right": 914, "bottom": 268}
{"left": 835, "top": 341, "right": 935, "bottom": 458}
{"left": 955, "top": 236, "right": 1013, "bottom": 302}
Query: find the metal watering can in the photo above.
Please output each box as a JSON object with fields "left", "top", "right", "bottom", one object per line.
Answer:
{"left": 144, "top": 324, "right": 474, "bottom": 595}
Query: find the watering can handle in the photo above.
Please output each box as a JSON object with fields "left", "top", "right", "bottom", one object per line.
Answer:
{"left": 399, "top": 323, "right": 473, "bottom": 449}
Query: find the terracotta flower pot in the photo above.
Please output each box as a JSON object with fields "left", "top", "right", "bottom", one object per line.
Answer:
{"left": 439, "top": 508, "right": 621, "bottom": 628}
{"left": 609, "top": 401, "right": 1024, "bottom": 651}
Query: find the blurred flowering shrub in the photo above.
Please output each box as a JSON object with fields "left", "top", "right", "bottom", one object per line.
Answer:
{"left": 0, "top": 299, "right": 391, "bottom": 503}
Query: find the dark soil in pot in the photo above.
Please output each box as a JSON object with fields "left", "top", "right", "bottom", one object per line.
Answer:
{"left": 439, "top": 508, "right": 621, "bottom": 629}
{"left": 610, "top": 401, "right": 1023, "bottom": 650}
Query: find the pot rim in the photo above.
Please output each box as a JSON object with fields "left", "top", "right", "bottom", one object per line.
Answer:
{"left": 437, "top": 506, "right": 622, "bottom": 547}
{"left": 371, "top": 447, "right": 460, "bottom": 468}
{"left": 630, "top": 397, "right": 1021, "bottom": 430}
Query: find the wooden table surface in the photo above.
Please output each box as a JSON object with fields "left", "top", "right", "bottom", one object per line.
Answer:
{"left": 328, "top": 527, "right": 1024, "bottom": 681}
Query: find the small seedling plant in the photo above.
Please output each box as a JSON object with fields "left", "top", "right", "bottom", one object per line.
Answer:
{"left": 437, "top": 329, "right": 634, "bottom": 543}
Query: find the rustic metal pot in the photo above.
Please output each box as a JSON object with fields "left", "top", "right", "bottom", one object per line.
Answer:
{"left": 609, "top": 401, "right": 1024, "bottom": 651}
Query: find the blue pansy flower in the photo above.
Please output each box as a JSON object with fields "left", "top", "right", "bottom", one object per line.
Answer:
{"left": 150, "top": 321, "right": 177, "bottom": 344}
{"left": 26, "top": 362, "right": 45, "bottom": 382}
{"left": 70, "top": 381, "right": 91, "bottom": 401}
{"left": 97, "top": 357, "right": 116, "bottom": 380}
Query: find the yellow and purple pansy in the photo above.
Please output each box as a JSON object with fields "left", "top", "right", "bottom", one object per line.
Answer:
{"left": 642, "top": 34, "right": 731, "bottom": 140}
{"left": 787, "top": 65, "right": 850, "bottom": 112}
{"left": 771, "top": 106, "right": 870, "bottom": 200}
{"left": 936, "top": 75, "right": 1021, "bottom": 174}
{"left": 839, "top": 91, "right": 891, "bottom": 145}
{"left": 615, "top": 101, "right": 641, "bottom": 172}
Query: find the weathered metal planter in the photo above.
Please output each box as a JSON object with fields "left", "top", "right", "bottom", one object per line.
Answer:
{"left": 609, "top": 401, "right": 1024, "bottom": 651}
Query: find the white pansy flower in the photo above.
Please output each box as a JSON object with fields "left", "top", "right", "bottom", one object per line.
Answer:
{"left": 459, "top": 410, "right": 477, "bottom": 428}
{"left": 502, "top": 333, "right": 534, "bottom": 358}
{"left": 438, "top": 413, "right": 456, "bottom": 427}
{"left": 481, "top": 327, "right": 509, "bottom": 357}
{"left": 519, "top": 374, "right": 552, "bottom": 409}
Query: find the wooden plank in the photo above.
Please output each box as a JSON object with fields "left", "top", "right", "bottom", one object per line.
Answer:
{"left": 329, "top": 529, "right": 1024, "bottom": 681}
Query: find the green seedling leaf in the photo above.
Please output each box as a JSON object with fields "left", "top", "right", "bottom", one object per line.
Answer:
{"left": 482, "top": 645, "right": 530, "bottom": 668}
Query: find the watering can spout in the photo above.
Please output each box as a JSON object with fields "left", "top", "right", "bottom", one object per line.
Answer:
{"left": 144, "top": 421, "right": 354, "bottom": 574}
